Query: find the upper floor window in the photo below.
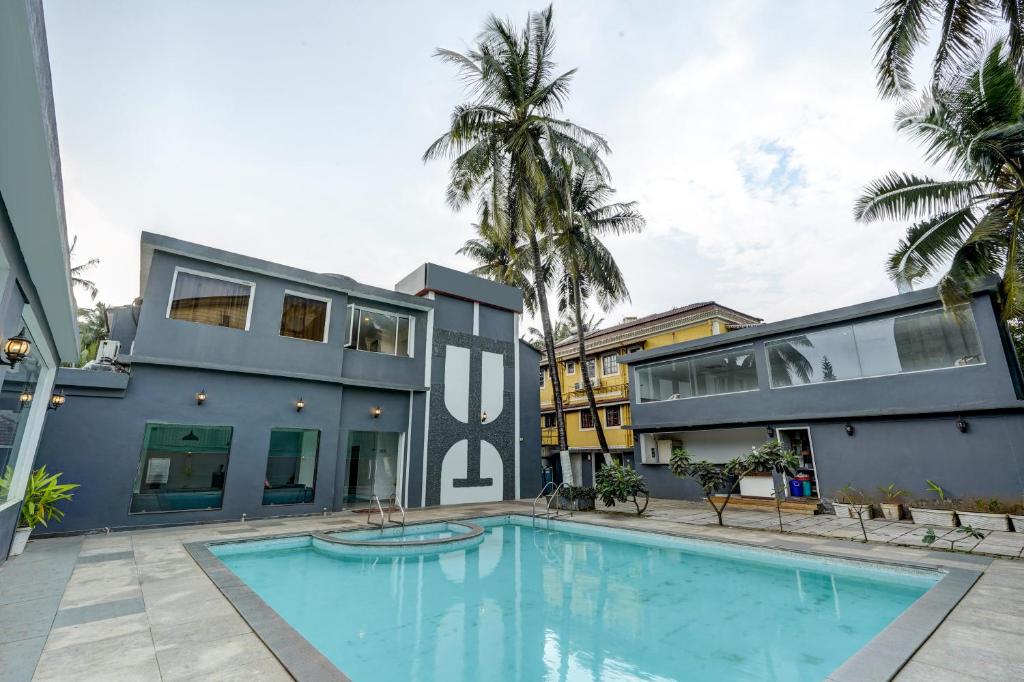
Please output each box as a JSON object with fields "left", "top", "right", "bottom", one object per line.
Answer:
{"left": 280, "top": 292, "right": 330, "bottom": 342}
{"left": 580, "top": 410, "right": 595, "bottom": 429}
{"left": 636, "top": 345, "right": 758, "bottom": 403}
{"left": 605, "top": 405, "right": 621, "bottom": 427}
{"left": 346, "top": 305, "right": 412, "bottom": 357}
{"left": 585, "top": 358, "right": 597, "bottom": 378}
{"left": 765, "top": 305, "right": 984, "bottom": 388}
{"left": 566, "top": 360, "right": 576, "bottom": 375}
{"left": 602, "top": 353, "right": 619, "bottom": 376}
{"left": 543, "top": 413, "right": 556, "bottom": 428}
{"left": 539, "top": 367, "right": 545, "bottom": 387}
{"left": 167, "top": 268, "right": 253, "bottom": 330}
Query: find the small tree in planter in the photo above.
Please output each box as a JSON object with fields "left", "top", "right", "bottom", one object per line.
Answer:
{"left": 594, "top": 465, "right": 649, "bottom": 515}
{"left": 2, "top": 466, "right": 78, "bottom": 557}
{"left": 954, "top": 498, "right": 1012, "bottom": 532}
{"left": 877, "top": 484, "right": 907, "bottom": 520}
{"left": 834, "top": 485, "right": 873, "bottom": 542}
{"left": 909, "top": 480, "right": 958, "bottom": 527}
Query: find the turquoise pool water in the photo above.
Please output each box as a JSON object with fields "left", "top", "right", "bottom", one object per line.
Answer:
{"left": 331, "top": 522, "right": 462, "bottom": 543}
{"left": 212, "top": 516, "right": 937, "bottom": 681}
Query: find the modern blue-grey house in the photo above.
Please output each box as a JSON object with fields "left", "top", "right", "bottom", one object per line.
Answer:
{"left": 621, "top": 282, "right": 1024, "bottom": 504}
{"left": 0, "top": 0, "right": 82, "bottom": 562}
{"left": 36, "top": 233, "right": 540, "bottom": 533}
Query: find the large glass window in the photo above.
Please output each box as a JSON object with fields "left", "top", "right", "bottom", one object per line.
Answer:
{"left": 636, "top": 345, "right": 758, "bottom": 402}
{"left": 766, "top": 305, "right": 984, "bottom": 388}
{"left": 0, "top": 320, "right": 42, "bottom": 506}
{"left": 280, "top": 293, "right": 329, "bottom": 342}
{"left": 602, "top": 354, "right": 619, "bottom": 376}
{"left": 168, "top": 270, "right": 252, "bottom": 330}
{"left": 263, "top": 429, "right": 319, "bottom": 505}
{"left": 130, "top": 424, "right": 232, "bottom": 513}
{"left": 346, "top": 305, "right": 412, "bottom": 357}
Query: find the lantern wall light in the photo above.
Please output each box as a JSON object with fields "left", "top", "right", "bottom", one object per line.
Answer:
{"left": 0, "top": 328, "right": 31, "bottom": 368}
{"left": 371, "top": 406, "right": 382, "bottom": 418}
{"left": 48, "top": 391, "right": 66, "bottom": 411}
{"left": 956, "top": 417, "right": 969, "bottom": 433}
{"left": 195, "top": 389, "right": 207, "bottom": 406}
{"left": 844, "top": 423, "right": 855, "bottom": 436}
{"left": 295, "top": 398, "right": 305, "bottom": 413}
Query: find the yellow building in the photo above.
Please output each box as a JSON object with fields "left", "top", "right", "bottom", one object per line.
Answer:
{"left": 539, "top": 302, "right": 761, "bottom": 484}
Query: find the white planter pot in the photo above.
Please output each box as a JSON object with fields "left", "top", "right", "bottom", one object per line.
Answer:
{"left": 909, "top": 507, "right": 958, "bottom": 527}
{"left": 832, "top": 503, "right": 852, "bottom": 518}
{"left": 8, "top": 527, "right": 31, "bottom": 557}
{"left": 880, "top": 503, "right": 903, "bottom": 521}
{"left": 956, "top": 511, "right": 1010, "bottom": 532}
{"left": 739, "top": 475, "right": 774, "bottom": 498}
{"left": 1010, "top": 515, "right": 1024, "bottom": 533}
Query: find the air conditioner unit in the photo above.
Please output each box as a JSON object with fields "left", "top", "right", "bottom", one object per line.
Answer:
{"left": 96, "top": 339, "right": 120, "bottom": 363}
{"left": 574, "top": 378, "right": 600, "bottom": 391}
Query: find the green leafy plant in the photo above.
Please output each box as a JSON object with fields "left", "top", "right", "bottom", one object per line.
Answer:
{"left": 559, "top": 485, "right": 596, "bottom": 511}
{"left": 594, "top": 465, "right": 649, "bottom": 515}
{"left": 17, "top": 466, "right": 78, "bottom": 530}
{"left": 916, "top": 480, "right": 957, "bottom": 511}
{"left": 878, "top": 484, "right": 907, "bottom": 502}
{"left": 923, "top": 525, "right": 986, "bottom": 552}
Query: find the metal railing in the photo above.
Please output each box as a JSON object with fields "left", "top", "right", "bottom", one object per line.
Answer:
{"left": 387, "top": 493, "right": 406, "bottom": 528}
{"left": 367, "top": 494, "right": 386, "bottom": 531}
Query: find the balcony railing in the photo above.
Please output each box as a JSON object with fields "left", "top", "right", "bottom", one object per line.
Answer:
{"left": 540, "top": 426, "right": 634, "bottom": 448}
{"left": 541, "top": 381, "right": 629, "bottom": 409}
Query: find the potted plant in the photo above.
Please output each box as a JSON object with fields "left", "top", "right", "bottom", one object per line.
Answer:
{"left": 908, "top": 480, "right": 958, "bottom": 527}
{"left": 557, "top": 485, "right": 596, "bottom": 512}
{"left": 955, "top": 498, "right": 1011, "bottom": 532}
{"left": 833, "top": 484, "right": 875, "bottom": 521}
{"left": 595, "top": 464, "right": 649, "bottom": 515}
{"left": 5, "top": 466, "right": 78, "bottom": 557}
{"left": 877, "top": 483, "right": 907, "bottom": 521}
{"left": 1008, "top": 503, "right": 1024, "bottom": 533}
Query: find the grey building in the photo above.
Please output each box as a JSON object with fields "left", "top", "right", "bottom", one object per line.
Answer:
{"left": 36, "top": 234, "right": 540, "bottom": 534}
{"left": 0, "top": 0, "right": 81, "bottom": 562}
{"left": 621, "top": 282, "right": 1024, "bottom": 505}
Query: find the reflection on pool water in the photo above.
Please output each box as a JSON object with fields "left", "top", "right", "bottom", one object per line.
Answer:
{"left": 331, "top": 521, "right": 464, "bottom": 543}
{"left": 212, "top": 516, "right": 938, "bottom": 681}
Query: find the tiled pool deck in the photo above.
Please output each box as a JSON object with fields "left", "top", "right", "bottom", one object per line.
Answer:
{"left": 0, "top": 499, "right": 1022, "bottom": 681}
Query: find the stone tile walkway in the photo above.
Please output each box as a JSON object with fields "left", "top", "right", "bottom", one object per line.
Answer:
{"left": 0, "top": 499, "right": 1021, "bottom": 681}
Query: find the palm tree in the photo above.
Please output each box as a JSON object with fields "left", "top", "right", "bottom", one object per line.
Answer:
{"left": 551, "top": 163, "right": 644, "bottom": 459}
{"left": 425, "top": 5, "right": 608, "bottom": 454}
{"left": 77, "top": 303, "right": 108, "bottom": 365}
{"left": 458, "top": 205, "right": 538, "bottom": 314}
{"left": 856, "top": 39, "right": 1024, "bottom": 320}
{"left": 69, "top": 235, "right": 100, "bottom": 301}
{"left": 873, "top": 0, "right": 1024, "bottom": 99}
{"left": 526, "top": 311, "right": 603, "bottom": 347}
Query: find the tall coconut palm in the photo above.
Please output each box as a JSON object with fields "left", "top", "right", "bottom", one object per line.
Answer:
{"left": 873, "top": 0, "right": 1024, "bottom": 99}
{"left": 458, "top": 205, "right": 538, "bottom": 314}
{"left": 425, "top": 5, "right": 608, "bottom": 455}
{"left": 856, "top": 39, "right": 1024, "bottom": 320}
{"left": 551, "top": 163, "right": 644, "bottom": 459}
{"left": 527, "top": 311, "right": 603, "bottom": 348}
{"left": 69, "top": 235, "right": 100, "bottom": 301}
{"left": 77, "top": 303, "right": 108, "bottom": 365}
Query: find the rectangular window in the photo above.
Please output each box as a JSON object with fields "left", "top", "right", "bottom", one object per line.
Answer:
{"left": 605, "top": 405, "right": 621, "bottom": 427}
{"left": 636, "top": 345, "right": 758, "bottom": 403}
{"left": 263, "top": 429, "right": 320, "bottom": 505}
{"left": 543, "top": 413, "right": 556, "bottom": 428}
{"left": 167, "top": 269, "right": 252, "bottom": 330}
{"left": 280, "top": 292, "right": 329, "bottom": 342}
{"left": 346, "top": 305, "right": 413, "bottom": 357}
{"left": 130, "top": 424, "right": 232, "bottom": 513}
{"left": 539, "top": 367, "right": 546, "bottom": 387}
{"left": 602, "top": 354, "right": 619, "bottom": 376}
{"left": 580, "top": 410, "right": 595, "bottom": 429}
{"left": 0, "top": 318, "right": 44, "bottom": 506}
{"left": 585, "top": 358, "right": 597, "bottom": 378}
{"left": 766, "top": 305, "right": 984, "bottom": 388}
{"left": 566, "top": 360, "right": 576, "bottom": 375}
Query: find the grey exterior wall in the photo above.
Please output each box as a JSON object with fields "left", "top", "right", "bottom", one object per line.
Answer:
{"left": 626, "top": 288, "right": 1024, "bottom": 503}
{"left": 518, "top": 341, "right": 542, "bottom": 496}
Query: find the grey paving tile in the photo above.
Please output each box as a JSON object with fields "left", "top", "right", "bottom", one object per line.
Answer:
{"left": 51, "top": 596, "right": 145, "bottom": 628}
{"left": 155, "top": 632, "right": 277, "bottom": 681}
{"left": 0, "top": 635, "right": 45, "bottom": 682}
{"left": 32, "top": 629, "right": 160, "bottom": 682}
{"left": 0, "top": 596, "right": 60, "bottom": 644}
{"left": 75, "top": 550, "right": 135, "bottom": 565}
{"left": 895, "top": 660, "right": 988, "bottom": 681}
{"left": 43, "top": 612, "right": 151, "bottom": 652}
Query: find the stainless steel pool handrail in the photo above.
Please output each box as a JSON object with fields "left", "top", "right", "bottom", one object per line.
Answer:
{"left": 387, "top": 493, "right": 406, "bottom": 528}
{"left": 544, "top": 482, "right": 569, "bottom": 528}
{"left": 367, "top": 495, "right": 386, "bottom": 531}
{"left": 532, "top": 481, "right": 556, "bottom": 526}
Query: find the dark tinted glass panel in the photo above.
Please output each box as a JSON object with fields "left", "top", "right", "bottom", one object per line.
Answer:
{"left": 280, "top": 294, "right": 328, "bottom": 342}
{"left": 169, "top": 272, "right": 251, "bottom": 329}
{"left": 130, "top": 424, "right": 232, "bottom": 513}
{"left": 263, "top": 429, "right": 319, "bottom": 505}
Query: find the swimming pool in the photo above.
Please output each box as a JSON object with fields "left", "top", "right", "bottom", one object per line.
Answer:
{"left": 210, "top": 515, "right": 941, "bottom": 681}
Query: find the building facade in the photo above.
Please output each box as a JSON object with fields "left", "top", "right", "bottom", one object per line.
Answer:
{"left": 539, "top": 302, "right": 760, "bottom": 486}
{"left": 622, "top": 282, "right": 1024, "bottom": 505}
{"left": 0, "top": 0, "right": 81, "bottom": 562}
{"left": 36, "top": 234, "right": 539, "bottom": 534}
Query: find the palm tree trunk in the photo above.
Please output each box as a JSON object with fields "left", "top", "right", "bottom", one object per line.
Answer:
{"left": 528, "top": 230, "right": 568, "bottom": 454}
{"left": 572, "top": 274, "right": 610, "bottom": 461}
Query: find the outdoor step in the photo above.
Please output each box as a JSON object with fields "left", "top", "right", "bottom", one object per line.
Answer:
{"left": 709, "top": 495, "right": 822, "bottom": 515}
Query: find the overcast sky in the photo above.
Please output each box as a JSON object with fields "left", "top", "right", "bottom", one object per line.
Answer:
{"left": 43, "top": 0, "right": 939, "bottom": 328}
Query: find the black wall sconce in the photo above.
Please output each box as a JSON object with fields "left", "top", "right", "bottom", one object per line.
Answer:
{"left": 0, "top": 328, "right": 31, "bottom": 368}
{"left": 295, "top": 398, "right": 305, "bottom": 413}
{"left": 766, "top": 426, "right": 776, "bottom": 439}
{"left": 48, "top": 391, "right": 66, "bottom": 411}
{"left": 956, "top": 417, "right": 969, "bottom": 433}
{"left": 195, "top": 389, "right": 207, "bottom": 406}
{"left": 481, "top": 411, "right": 488, "bottom": 423}
{"left": 844, "top": 423, "right": 855, "bottom": 436}
{"left": 371, "top": 406, "right": 382, "bottom": 418}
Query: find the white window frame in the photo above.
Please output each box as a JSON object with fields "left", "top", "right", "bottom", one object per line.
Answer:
{"left": 585, "top": 358, "right": 597, "bottom": 378}
{"left": 166, "top": 266, "right": 255, "bottom": 331}
{"left": 345, "top": 303, "right": 415, "bottom": 358}
{"left": 579, "top": 409, "right": 595, "bottom": 431}
{"left": 280, "top": 289, "right": 332, "bottom": 343}
{"left": 539, "top": 367, "right": 545, "bottom": 387}
{"left": 601, "top": 353, "right": 619, "bottom": 377}
{"left": 565, "top": 360, "right": 576, "bottom": 375}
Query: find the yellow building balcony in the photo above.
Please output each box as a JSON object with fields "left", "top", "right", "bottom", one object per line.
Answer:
{"left": 541, "top": 380, "right": 629, "bottom": 410}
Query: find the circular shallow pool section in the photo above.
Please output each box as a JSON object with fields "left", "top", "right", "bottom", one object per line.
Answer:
{"left": 311, "top": 521, "right": 484, "bottom": 557}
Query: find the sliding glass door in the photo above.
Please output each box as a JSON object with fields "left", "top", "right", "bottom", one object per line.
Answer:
{"left": 343, "top": 431, "right": 402, "bottom": 508}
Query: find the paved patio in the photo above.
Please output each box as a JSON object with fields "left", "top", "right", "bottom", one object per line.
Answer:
{"left": 0, "top": 499, "right": 1021, "bottom": 681}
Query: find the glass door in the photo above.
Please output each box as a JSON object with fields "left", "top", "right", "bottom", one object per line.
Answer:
{"left": 343, "top": 431, "right": 402, "bottom": 508}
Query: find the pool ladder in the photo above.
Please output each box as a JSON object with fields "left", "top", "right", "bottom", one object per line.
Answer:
{"left": 367, "top": 493, "right": 406, "bottom": 533}
{"left": 532, "top": 481, "right": 571, "bottom": 528}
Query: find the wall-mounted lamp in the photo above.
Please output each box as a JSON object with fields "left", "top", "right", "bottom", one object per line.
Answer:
{"left": 956, "top": 417, "right": 969, "bottom": 433}
{"left": 48, "top": 391, "right": 66, "bottom": 411}
{"left": 481, "top": 411, "right": 488, "bottom": 423}
{"left": 19, "top": 391, "right": 32, "bottom": 405}
{"left": 195, "top": 389, "right": 207, "bottom": 406}
{"left": 0, "top": 328, "right": 31, "bottom": 368}
{"left": 295, "top": 398, "right": 305, "bottom": 413}
{"left": 843, "top": 423, "right": 855, "bottom": 436}
{"left": 371, "top": 406, "right": 382, "bottom": 418}
{"left": 766, "top": 426, "right": 776, "bottom": 439}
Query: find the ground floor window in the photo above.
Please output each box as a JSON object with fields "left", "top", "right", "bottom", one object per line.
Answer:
{"left": 263, "top": 429, "right": 320, "bottom": 505}
{"left": 605, "top": 405, "right": 621, "bottom": 427}
{"left": 0, "top": 318, "right": 43, "bottom": 506}
{"left": 130, "top": 424, "right": 233, "bottom": 513}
